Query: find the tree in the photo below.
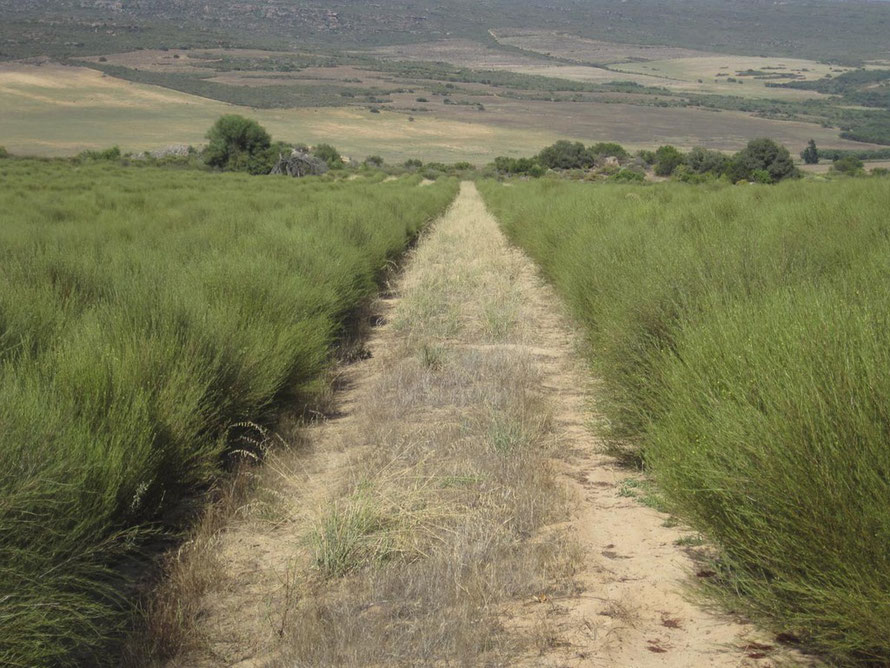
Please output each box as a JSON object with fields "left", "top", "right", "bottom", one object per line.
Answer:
{"left": 537, "top": 140, "right": 593, "bottom": 169}
{"left": 801, "top": 139, "right": 819, "bottom": 165}
{"left": 364, "top": 155, "right": 384, "bottom": 167}
{"left": 728, "top": 138, "right": 798, "bottom": 183}
{"left": 313, "top": 143, "right": 343, "bottom": 169}
{"left": 588, "top": 142, "right": 628, "bottom": 160}
{"left": 654, "top": 145, "right": 685, "bottom": 176}
{"left": 831, "top": 155, "right": 865, "bottom": 175}
{"left": 686, "top": 147, "right": 729, "bottom": 175}
{"left": 204, "top": 115, "right": 272, "bottom": 174}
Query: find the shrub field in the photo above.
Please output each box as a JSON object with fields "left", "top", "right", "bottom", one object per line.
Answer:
{"left": 0, "top": 159, "right": 457, "bottom": 666}
{"left": 480, "top": 177, "right": 890, "bottom": 664}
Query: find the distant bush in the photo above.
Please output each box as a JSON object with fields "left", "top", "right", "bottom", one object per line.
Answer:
{"left": 78, "top": 146, "right": 122, "bottom": 162}
{"left": 403, "top": 158, "right": 423, "bottom": 169}
{"left": 364, "top": 155, "right": 384, "bottom": 167}
{"left": 610, "top": 168, "right": 645, "bottom": 182}
{"left": 0, "top": 146, "right": 8, "bottom": 159}
{"left": 636, "top": 149, "right": 656, "bottom": 165}
{"left": 801, "top": 139, "right": 819, "bottom": 165}
{"left": 685, "top": 147, "right": 729, "bottom": 175}
{"left": 727, "top": 138, "right": 798, "bottom": 183}
{"left": 313, "top": 143, "right": 343, "bottom": 169}
{"left": 654, "top": 145, "right": 685, "bottom": 176}
{"left": 872, "top": 167, "right": 889, "bottom": 177}
{"left": 494, "top": 156, "right": 544, "bottom": 177}
{"left": 537, "top": 140, "right": 593, "bottom": 170}
{"left": 589, "top": 142, "right": 628, "bottom": 159}
{"left": 203, "top": 115, "right": 272, "bottom": 174}
{"left": 831, "top": 155, "right": 865, "bottom": 175}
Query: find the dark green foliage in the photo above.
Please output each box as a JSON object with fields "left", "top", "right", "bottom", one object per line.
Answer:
{"left": 312, "top": 144, "right": 342, "bottom": 170}
{"left": 654, "top": 145, "right": 685, "bottom": 177}
{"left": 817, "top": 147, "right": 890, "bottom": 161}
{"left": 480, "top": 177, "right": 890, "bottom": 665}
{"left": 0, "top": 160, "right": 458, "bottom": 666}
{"left": 610, "top": 168, "right": 645, "bottom": 182}
{"left": 77, "top": 146, "right": 122, "bottom": 162}
{"left": 779, "top": 68, "right": 890, "bottom": 108}
{"left": 727, "top": 138, "right": 798, "bottom": 183}
{"left": 364, "top": 155, "right": 384, "bottom": 167}
{"left": 0, "top": 146, "right": 9, "bottom": 159}
{"left": 494, "top": 156, "right": 544, "bottom": 177}
{"left": 832, "top": 155, "right": 865, "bottom": 175}
{"left": 537, "top": 141, "right": 594, "bottom": 170}
{"left": 203, "top": 115, "right": 272, "bottom": 174}
{"left": 637, "top": 150, "right": 656, "bottom": 165}
{"left": 588, "top": 142, "right": 628, "bottom": 159}
{"left": 404, "top": 159, "right": 423, "bottom": 169}
{"left": 685, "top": 147, "right": 729, "bottom": 175}
{"left": 802, "top": 139, "right": 819, "bottom": 165}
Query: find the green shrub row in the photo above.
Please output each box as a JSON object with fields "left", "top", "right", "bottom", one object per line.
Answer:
{"left": 479, "top": 177, "right": 890, "bottom": 665}
{"left": 0, "top": 160, "right": 457, "bottom": 666}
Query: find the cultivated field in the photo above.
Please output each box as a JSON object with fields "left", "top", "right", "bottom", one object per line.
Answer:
{"left": 0, "top": 159, "right": 457, "bottom": 666}
{"left": 480, "top": 177, "right": 890, "bottom": 665}
{"left": 491, "top": 29, "right": 716, "bottom": 65}
{"left": 0, "top": 63, "right": 559, "bottom": 162}
{"left": 1, "top": 60, "right": 880, "bottom": 163}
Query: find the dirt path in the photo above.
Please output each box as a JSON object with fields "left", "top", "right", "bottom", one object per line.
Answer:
{"left": 159, "top": 182, "right": 806, "bottom": 667}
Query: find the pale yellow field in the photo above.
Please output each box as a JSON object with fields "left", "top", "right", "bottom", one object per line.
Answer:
{"left": 491, "top": 29, "right": 715, "bottom": 64}
{"left": 0, "top": 61, "right": 881, "bottom": 163}
{"left": 609, "top": 56, "right": 847, "bottom": 99}
{"left": 0, "top": 63, "right": 557, "bottom": 162}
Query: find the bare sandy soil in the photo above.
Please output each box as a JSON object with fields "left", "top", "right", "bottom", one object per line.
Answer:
{"left": 141, "top": 184, "right": 817, "bottom": 667}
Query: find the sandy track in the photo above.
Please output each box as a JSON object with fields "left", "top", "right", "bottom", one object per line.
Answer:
{"left": 161, "top": 183, "right": 808, "bottom": 667}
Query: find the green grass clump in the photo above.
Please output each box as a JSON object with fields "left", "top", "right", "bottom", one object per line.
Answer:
{"left": 0, "top": 159, "right": 457, "bottom": 666}
{"left": 479, "top": 177, "right": 890, "bottom": 664}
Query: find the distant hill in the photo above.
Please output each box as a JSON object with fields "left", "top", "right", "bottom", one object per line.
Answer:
{"left": 2, "top": 0, "right": 890, "bottom": 63}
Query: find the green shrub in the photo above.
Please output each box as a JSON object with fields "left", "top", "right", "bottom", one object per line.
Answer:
{"left": 203, "top": 115, "right": 272, "bottom": 174}
{"left": 0, "top": 146, "right": 9, "bottom": 159}
{"left": 0, "top": 161, "right": 458, "bottom": 665}
{"left": 728, "top": 138, "right": 798, "bottom": 183}
{"left": 480, "top": 177, "right": 890, "bottom": 665}
{"left": 685, "top": 147, "right": 729, "bottom": 175}
{"left": 312, "top": 143, "right": 343, "bottom": 170}
{"left": 831, "top": 155, "right": 865, "bottom": 175}
{"left": 801, "top": 139, "right": 819, "bottom": 165}
{"left": 611, "top": 168, "right": 645, "bottom": 182}
{"left": 654, "top": 145, "right": 685, "bottom": 176}
{"left": 537, "top": 140, "right": 594, "bottom": 170}
{"left": 78, "top": 146, "right": 122, "bottom": 162}
{"left": 589, "top": 142, "right": 628, "bottom": 159}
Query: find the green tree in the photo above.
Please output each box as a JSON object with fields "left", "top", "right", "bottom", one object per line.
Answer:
{"left": 654, "top": 145, "right": 685, "bottom": 176}
{"left": 588, "top": 142, "right": 628, "bottom": 160}
{"left": 313, "top": 143, "right": 343, "bottom": 169}
{"left": 801, "top": 139, "right": 819, "bottom": 165}
{"left": 728, "top": 138, "right": 798, "bottom": 183}
{"left": 832, "top": 155, "right": 865, "bottom": 175}
{"left": 204, "top": 115, "right": 272, "bottom": 174}
{"left": 364, "top": 155, "right": 384, "bottom": 167}
{"left": 537, "top": 140, "right": 594, "bottom": 170}
{"left": 686, "top": 147, "right": 729, "bottom": 175}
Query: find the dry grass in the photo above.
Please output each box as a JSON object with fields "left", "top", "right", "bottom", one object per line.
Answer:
{"left": 132, "top": 183, "right": 586, "bottom": 666}
{"left": 491, "top": 30, "right": 714, "bottom": 65}
{"left": 274, "top": 183, "right": 582, "bottom": 664}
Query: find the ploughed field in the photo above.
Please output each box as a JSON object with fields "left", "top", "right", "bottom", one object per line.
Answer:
{"left": 480, "top": 177, "right": 890, "bottom": 665}
{"left": 0, "top": 160, "right": 457, "bottom": 666}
